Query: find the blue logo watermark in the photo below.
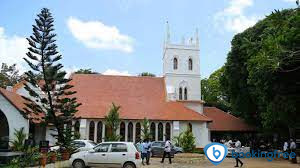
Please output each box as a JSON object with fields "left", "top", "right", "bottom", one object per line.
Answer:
{"left": 204, "top": 143, "right": 228, "bottom": 165}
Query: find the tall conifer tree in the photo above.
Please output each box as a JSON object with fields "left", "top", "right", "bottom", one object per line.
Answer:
{"left": 23, "top": 8, "right": 81, "bottom": 148}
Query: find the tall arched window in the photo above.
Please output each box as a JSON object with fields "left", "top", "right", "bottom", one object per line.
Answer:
{"left": 158, "top": 123, "right": 163, "bottom": 141}
{"left": 105, "top": 124, "right": 112, "bottom": 140}
{"left": 97, "top": 121, "right": 103, "bottom": 143}
{"left": 188, "top": 123, "right": 193, "bottom": 132}
{"left": 173, "top": 58, "right": 178, "bottom": 70}
{"left": 188, "top": 58, "right": 193, "bottom": 70}
{"left": 128, "top": 122, "right": 133, "bottom": 142}
{"left": 74, "top": 120, "right": 80, "bottom": 135}
{"left": 89, "top": 121, "right": 95, "bottom": 141}
{"left": 120, "top": 122, "right": 125, "bottom": 141}
{"left": 179, "top": 87, "right": 183, "bottom": 100}
{"left": 135, "top": 123, "right": 141, "bottom": 143}
{"left": 150, "top": 122, "right": 156, "bottom": 141}
{"left": 166, "top": 123, "right": 171, "bottom": 140}
{"left": 184, "top": 87, "right": 188, "bottom": 100}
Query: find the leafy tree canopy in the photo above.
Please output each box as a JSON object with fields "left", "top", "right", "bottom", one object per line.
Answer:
{"left": 201, "top": 66, "right": 231, "bottom": 112}
{"left": 221, "top": 8, "right": 300, "bottom": 134}
{"left": 0, "top": 63, "right": 22, "bottom": 88}
{"left": 138, "top": 72, "right": 156, "bottom": 77}
{"left": 75, "top": 68, "right": 98, "bottom": 74}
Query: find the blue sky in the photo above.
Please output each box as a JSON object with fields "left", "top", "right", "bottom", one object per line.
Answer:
{"left": 0, "top": 0, "right": 296, "bottom": 78}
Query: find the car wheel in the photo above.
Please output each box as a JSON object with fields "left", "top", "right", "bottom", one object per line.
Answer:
{"left": 123, "top": 162, "right": 136, "bottom": 168}
{"left": 72, "top": 159, "right": 85, "bottom": 168}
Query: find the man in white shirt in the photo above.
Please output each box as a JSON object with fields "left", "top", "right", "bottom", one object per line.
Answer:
{"left": 161, "top": 140, "right": 172, "bottom": 164}
{"left": 290, "top": 139, "right": 297, "bottom": 163}
{"left": 234, "top": 139, "right": 243, "bottom": 167}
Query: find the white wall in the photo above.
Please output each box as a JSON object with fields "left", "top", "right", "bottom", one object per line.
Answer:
{"left": 179, "top": 121, "right": 210, "bottom": 148}
{"left": 184, "top": 102, "right": 204, "bottom": 114}
{"left": 0, "top": 94, "right": 29, "bottom": 146}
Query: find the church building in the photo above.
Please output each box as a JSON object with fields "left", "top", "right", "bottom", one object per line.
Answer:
{"left": 0, "top": 26, "right": 254, "bottom": 150}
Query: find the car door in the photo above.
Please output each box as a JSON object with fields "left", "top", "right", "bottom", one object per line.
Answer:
{"left": 87, "top": 143, "right": 110, "bottom": 167}
{"left": 152, "top": 142, "right": 164, "bottom": 157}
{"left": 106, "top": 143, "right": 128, "bottom": 168}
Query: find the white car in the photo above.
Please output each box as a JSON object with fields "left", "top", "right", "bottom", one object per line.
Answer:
{"left": 73, "top": 140, "right": 97, "bottom": 152}
{"left": 70, "top": 142, "right": 142, "bottom": 168}
{"left": 50, "top": 140, "right": 96, "bottom": 152}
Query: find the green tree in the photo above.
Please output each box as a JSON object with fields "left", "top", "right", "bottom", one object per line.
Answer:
{"left": 141, "top": 118, "right": 151, "bottom": 140}
{"left": 222, "top": 8, "right": 300, "bottom": 136}
{"left": 75, "top": 68, "right": 98, "bottom": 74}
{"left": 23, "top": 8, "right": 81, "bottom": 149}
{"left": 138, "top": 72, "right": 156, "bottom": 77}
{"left": 201, "top": 66, "right": 231, "bottom": 112}
{"left": 0, "top": 63, "right": 22, "bottom": 88}
{"left": 181, "top": 129, "right": 196, "bottom": 152}
{"left": 104, "top": 103, "right": 121, "bottom": 141}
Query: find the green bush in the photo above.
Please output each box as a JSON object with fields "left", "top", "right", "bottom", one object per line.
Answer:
{"left": 181, "top": 129, "right": 196, "bottom": 152}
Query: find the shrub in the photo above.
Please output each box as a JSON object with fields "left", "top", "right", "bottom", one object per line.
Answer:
{"left": 181, "top": 129, "right": 196, "bottom": 152}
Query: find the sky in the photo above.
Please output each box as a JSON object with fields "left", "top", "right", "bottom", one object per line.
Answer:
{"left": 0, "top": 0, "right": 297, "bottom": 78}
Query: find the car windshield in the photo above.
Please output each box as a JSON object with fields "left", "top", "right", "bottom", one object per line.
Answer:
{"left": 88, "top": 140, "right": 97, "bottom": 146}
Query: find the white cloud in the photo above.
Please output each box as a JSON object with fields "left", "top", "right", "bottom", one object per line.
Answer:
{"left": 214, "top": 0, "right": 260, "bottom": 33}
{"left": 0, "top": 27, "right": 28, "bottom": 73}
{"left": 67, "top": 17, "right": 134, "bottom": 53}
{"left": 102, "top": 69, "right": 131, "bottom": 76}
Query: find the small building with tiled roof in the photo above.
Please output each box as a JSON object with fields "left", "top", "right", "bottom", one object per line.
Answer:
{"left": 0, "top": 28, "right": 254, "bottom": 149}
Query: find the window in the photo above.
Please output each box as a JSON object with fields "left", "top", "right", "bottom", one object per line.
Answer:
{"left": 184, "top": 87, "right": 188, "bottom": 100}
{"left": 120, "top": 122, "right": 125, "bottom": 141}
{"left": 95, "top": 143, "right": 110, "bottom": 152}
{"left": 89, "top": 121, "right": 95, "bottom": 141}
{"left": 135, "top": 123, "right": 141, "bottom": 142}
{"left": 128, "top": 122, "right": 133, "bottom": 142}
{"left": 166, "top": 123, "right": 171, "bottom": 140}
{"left": 179, "top": 87, "right": 183, "bottom": 100}
{"left": 173, "top": 58, "right": 178, "bottom": 70}
{"left": 188, "top": 123, "right": 192, "bottom": 132}
{"left": 74, "top": 121, "right": 80, "bottom": 135}
{"left": 150, "top": 122, "right": 156, "bottom": 141}
{"left": 188, "top": 58, "right": 193, "bottom": 70}
{"left": 158, "top": 123, "right": 163, "bottom": 141}
{"left": 111, "top": 143, "right": 127, "bottom": 152}
{"left": 97, "top": 121, "right": 103, "bottom": 143}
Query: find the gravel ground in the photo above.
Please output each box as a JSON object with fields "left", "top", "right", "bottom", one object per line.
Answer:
{"left": 31, "top": 157, "right": 300, "bottom": 168}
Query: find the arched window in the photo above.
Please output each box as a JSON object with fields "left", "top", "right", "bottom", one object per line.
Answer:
{"left": 188, "top": 123, "right": 193, "bottom": 132}
{"left": 97, "top": 121, "right": 103, "bottom": 143}
{"left": 128, "top": 122, "right": 133, "bottom": 142}
{"left": 120, "top": 122, "right": 125, "bottom": 141}
{"left": 74, "top": 120, "right": 80, "bottom": 135}
{"left": 179, "top": 87, "right": 183, "bottom": 100}
{"left": 89, "top": 121, "right": 95, "bottom": 141}
{"left": 150, "top": 122, "right": 156, "bottom": 141}
{"left": 188, "top": 58, "right": 193, "bottom": 70}
{"left": 158, "top": 123, "right": 163, "bottom": 141}
{"left": 135, "top": 123, "right": 141, "bottom": 143}
{"left": 173, "top": 58, "right": 178, "bottom": 70}
{"left": 184, "top": 87, "right": 188, "bottom": 100}
{"left": 105, "top": 124, "right": 112, "bottom": 141}
{"left": 166, "top": 123, "right": 171, "bottom": 140}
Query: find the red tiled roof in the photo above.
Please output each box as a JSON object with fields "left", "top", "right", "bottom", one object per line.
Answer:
{"left": 0, "top": 88, "right": 43, "bottom": 123}
{"left": 70, "top": 74, "right": 211, "bottom": 121}
{"left": 203, "top": 107, "right": 255, "bottom": 131}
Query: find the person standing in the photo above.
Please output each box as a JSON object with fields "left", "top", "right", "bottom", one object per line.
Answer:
{"left": 161, "top": 140, "right": 172, "bottom": 164}
{"left": 141, "top": 140, "right": 148, "bottom": 165}
{"left": 290, "top": 139, "right": 297, "bottom": 163}
{"left": 234, "top": 139, "right": 243, "bottom": 167}
{"left": 146, "top": 139, "right": 152, "bottom": 165}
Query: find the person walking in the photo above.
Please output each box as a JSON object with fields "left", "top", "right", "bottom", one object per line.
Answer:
{"left": 141, "top": 140, "right": 148, "bottom": 165}
{"left": 290, "top": 139, "right": 297, "bottom": 163}
{"left": 161, "top": 140, "right": 172, "bottom": 164}
{"left": 234, "top": 139, "right": 243, "bottom": 167}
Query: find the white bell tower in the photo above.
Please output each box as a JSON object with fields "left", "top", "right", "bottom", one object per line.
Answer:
{"left": 163, "top": 22, "right": 202, "bottom": 102}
